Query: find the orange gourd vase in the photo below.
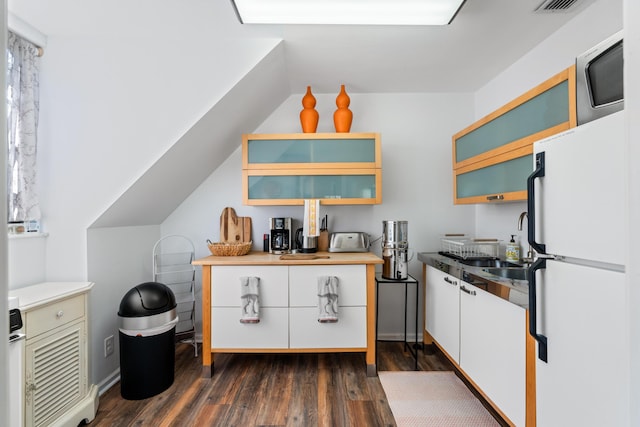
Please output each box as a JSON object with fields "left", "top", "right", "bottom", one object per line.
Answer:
{"left": 333, "top": 84, "right": 352, "bottom": 133}
{"left": 300, "top": 86, "right": 319, "bottom": 133}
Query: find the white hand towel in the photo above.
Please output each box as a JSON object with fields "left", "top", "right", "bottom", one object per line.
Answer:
{"left": 240, "top": 276, "right": 260, "bottom": 324}
{"left": 318, "top": 276, "right": 339, "bottom": 323}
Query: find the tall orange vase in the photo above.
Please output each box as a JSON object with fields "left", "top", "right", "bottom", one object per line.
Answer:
{"left": 300, "top": 86, "right": 319, "bottom": 133}
{"left": 333, "top": 84, "right": 352, "bottom": 133}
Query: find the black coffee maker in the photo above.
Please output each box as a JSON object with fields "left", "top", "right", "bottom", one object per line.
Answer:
{"left": 269, "top": 217, "right": 292, "bottom": 254}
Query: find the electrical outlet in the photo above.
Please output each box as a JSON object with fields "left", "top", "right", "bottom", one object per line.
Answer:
{"left": 104, "top": 335, "right": 114, "bottom": 357}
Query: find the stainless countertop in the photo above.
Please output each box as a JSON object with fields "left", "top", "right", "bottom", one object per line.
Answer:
{"left": 418, "top": 252, "right": 529, "bottom": 309}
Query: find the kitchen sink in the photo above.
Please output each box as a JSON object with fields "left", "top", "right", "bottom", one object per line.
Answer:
{"left": 459, "top": 258, "right": 522, "bottom": 268}
{"left": 483, "top": 267, "right": 528, "bottom": 281}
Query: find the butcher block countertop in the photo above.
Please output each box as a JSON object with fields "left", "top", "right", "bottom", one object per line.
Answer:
{"left": 193, "top": 251, "right": 383, "bottom": 266}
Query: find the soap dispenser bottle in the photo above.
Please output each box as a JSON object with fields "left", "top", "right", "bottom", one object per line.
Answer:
{"left": 506, "top": 235, "right": 520, "bottom": 262}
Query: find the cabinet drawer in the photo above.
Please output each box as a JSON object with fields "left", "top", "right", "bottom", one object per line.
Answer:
{"left": 289, "top": 265, "right": 366, "bottom": 307}
{"left": 211, "top": 307, "right": 288, "bottom": 349}
{"left": 289, "top": 306, "right": 367, "bottom": 349}
{"left": 25, "top": 294, "right": 85, "bottom": 339}
{"left": 211, "top": 266, "right": 288, "bottom": 307}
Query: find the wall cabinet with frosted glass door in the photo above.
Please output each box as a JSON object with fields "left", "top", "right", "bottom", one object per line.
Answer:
{"left": 453, "top": 66, "right": 576, "bottom": 204}
{"left": 242, "top": 133, "right": 382, "bottom": 205}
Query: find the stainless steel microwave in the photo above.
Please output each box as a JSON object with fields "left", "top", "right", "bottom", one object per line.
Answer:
{"left": 576, "top": 30, "right": 623, "bottom": 126}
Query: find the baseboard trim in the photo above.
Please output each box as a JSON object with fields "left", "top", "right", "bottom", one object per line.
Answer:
{"left": 98, "top": 368, "right": 121, "bottom": 396}
{"left": 376, "top": 332, "right": 422, "bottom": 342}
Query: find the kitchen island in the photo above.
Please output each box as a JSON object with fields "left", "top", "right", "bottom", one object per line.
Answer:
{"left": 193, "top": 251, "right": 383, "bottom": 377}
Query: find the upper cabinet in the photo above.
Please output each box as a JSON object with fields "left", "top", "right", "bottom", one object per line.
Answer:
{"left": 242, "top": 133, "right": 382, "bottom": 205}
{"left": 453, "top": 66, "right": 576, "bottom": 204}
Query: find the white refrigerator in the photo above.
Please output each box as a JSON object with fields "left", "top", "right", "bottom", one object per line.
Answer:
{"left": 527, "top": 111, "right": 630, "bottom": 426}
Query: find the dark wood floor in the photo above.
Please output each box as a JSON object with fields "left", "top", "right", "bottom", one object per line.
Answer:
{"left": 89, "top": 341, "right": 507, "bottom": 426}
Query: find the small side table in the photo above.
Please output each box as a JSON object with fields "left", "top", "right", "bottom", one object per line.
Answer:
{"left": 375, "top": 273, "right": 420, "bottom": 370}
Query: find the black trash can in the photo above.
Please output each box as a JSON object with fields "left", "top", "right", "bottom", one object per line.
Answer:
{"left": 118, "top": 282, "right": 178, "bottom": 400}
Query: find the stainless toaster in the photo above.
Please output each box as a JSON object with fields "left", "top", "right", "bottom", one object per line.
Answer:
{"left": 328, "top": 232, "right": 370, "bottom": 253}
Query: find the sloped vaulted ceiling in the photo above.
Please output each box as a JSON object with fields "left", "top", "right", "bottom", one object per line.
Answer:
{"left": 90, "top": 41, "right": 289, "bottom": 228}
{"left": 8, "top": 0, "right": 607, "bottom": 230}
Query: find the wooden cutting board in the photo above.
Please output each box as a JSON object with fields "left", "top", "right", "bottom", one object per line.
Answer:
{"left": 220, "top": 207, "right": 252, "bottom": 243}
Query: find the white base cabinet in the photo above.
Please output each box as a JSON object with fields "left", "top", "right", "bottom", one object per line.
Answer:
{"left": 424, "top": 265, "right": 526, "bottom": 426}
{"left": 10, "top": 282, "right": 98, "bottom": 427}
{"left": 211, "top": 264, "right": 367, "bottom": 350}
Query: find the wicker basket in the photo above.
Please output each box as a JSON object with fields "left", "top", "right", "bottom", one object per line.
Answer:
{"left": 207, "top": 241, "right": 252, "bottom": 256}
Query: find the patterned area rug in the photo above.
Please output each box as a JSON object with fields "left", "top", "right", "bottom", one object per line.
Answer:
{"left": 379, "top": 371, "right": 500, "bottom": 427}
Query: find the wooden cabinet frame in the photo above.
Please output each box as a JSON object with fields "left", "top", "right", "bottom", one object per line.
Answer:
{"left": 242, "top": 132, "right": 382, "bottom": 205}
{"left": 194, "top": 253, "right": 383, "bottom": 378}
{"left": 453, "top": 66, "right": 576, "bottom": 204}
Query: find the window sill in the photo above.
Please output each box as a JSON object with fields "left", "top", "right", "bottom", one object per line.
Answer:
{"left": 8, "top": 232, "right": 49, "bottom": 240}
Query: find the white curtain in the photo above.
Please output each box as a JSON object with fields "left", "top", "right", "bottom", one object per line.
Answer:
{"left": 6, "top": 31, "right": 40, "bottom": 222}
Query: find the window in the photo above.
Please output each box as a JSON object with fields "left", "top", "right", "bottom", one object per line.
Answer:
{"left": 6, "top": 31, "right": 40, "bottom": 223}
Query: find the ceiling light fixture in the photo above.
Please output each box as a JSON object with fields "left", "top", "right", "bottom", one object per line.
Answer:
{"left": 231, "top": 0, "right": 467, "bottom": 26}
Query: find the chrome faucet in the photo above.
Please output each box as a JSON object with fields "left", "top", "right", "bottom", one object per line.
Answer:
{"left": 518, "top": 211, "right": 527, "bottom": 231}
{"left": 518, "top": 211, "right": 535, "bottom": 264}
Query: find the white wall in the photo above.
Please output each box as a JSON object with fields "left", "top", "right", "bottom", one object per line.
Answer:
{"left": 474, "top": 0, "right": 623, "bottom": 244}
{"left": 86, "top": 225, "right": 160, "bottom": 388}
{"left": 474, "top": 0, "right": 623, "bottom": 118}
{"left": 35, "top": 35, "right": 279, "bottom": 284}
{"left": 162, "top": 91, "right": 477, "bottom": 340}
{"left": 7, "top": 235, "right": 46, "bottom": 288}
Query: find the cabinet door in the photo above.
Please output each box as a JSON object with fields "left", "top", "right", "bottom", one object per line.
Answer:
{"left": 454, "top": 151, "right": 532, "bottom": 203}
{"left": 453, "top": 78, "right": 571, "bottom": 167}
{"left": 424, "top": 265, "right": 460, "bottom": 362}
{"left": 459, "top": 281, "right": 525, "bottom": 427}
{"left": 242, "top": 133, "right": 382, "bottom": 206}
{"left": 244, "top": 134, "right": 379, "bottom": 168}
{"left": 244, "top": 169, "right": 381, "bottom": 205}
{"left": 452, "top": 66, "right": 575, "bottom": 204}
{"left": 25, "top": 319, "right": 87, "bottom": 427}
{"left": 211, "top": 266, "right": 288, "bottom": 307}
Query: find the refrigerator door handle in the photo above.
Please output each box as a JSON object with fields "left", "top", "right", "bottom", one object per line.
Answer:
{"left": 528, "top": 257, "right": 548, "bottom": 362}
{"left": 527, "top": 151, "right": 546, "bottom": 255}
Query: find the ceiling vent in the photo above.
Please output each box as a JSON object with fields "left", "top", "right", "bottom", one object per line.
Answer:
{"left": 535, "top": 0, "right": 581, "bottom": 13}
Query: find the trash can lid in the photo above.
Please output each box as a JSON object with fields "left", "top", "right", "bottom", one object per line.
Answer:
{"left": 118, "top": 282, "right": 177, "bottom": 317}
